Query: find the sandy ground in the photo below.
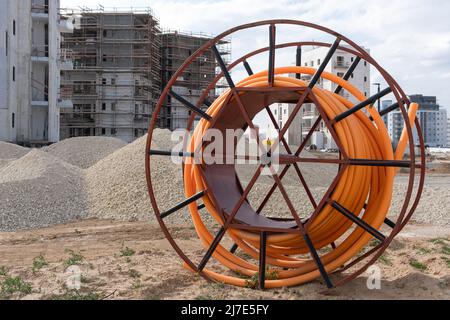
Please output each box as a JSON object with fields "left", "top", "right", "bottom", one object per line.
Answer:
{"left": 0, "top": 219, "right": 448, "bottom": 300}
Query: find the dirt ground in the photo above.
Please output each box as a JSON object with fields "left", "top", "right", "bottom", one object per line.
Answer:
{"left": 0, "top": 219, "right": 448, "bottom": 300}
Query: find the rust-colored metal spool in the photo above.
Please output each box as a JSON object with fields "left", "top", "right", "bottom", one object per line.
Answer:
{"left": 145, "top": 20, "right": 425, "bottom": 290}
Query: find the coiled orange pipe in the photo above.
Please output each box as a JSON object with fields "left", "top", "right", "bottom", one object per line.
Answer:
{"left": 182, "top": 66, "right": 417, "bottom": 288}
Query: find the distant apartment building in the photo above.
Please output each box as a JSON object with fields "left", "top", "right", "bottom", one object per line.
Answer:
{"left": 380, "top": 100, "right": 392, "bottom": 127}
{"left": 447, "top": 117, "right": 450, "bottom": 147}
{"left": 59, "top": 8, "right": 161, "bottom": 143}
{"left": 387, "top": 94, "right": 447, "bottom": 147}
{"left": 0, "top": 0, "right": 71, "bottom": 145}
{"left": 268, "top": 45, "right": 370, "bottom": 148}
{"left": 160, "top": 31, "right": 231, "bottom": 130}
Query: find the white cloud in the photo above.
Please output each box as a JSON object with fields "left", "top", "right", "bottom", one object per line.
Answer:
{"left": 61, "top": 0, "right": 450, "bottom": 111}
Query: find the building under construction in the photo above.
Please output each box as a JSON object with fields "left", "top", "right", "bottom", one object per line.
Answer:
{"left": 59, "top": 7, "right": 231, "bottom": 142}
{"left": 59, "top": 7, "right": 161, "bottom": 143}
{"left": 160, "top": 31, "right": 231, "bottom": 130}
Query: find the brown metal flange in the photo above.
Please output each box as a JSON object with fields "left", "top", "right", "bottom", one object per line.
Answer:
{"left": 145, "top": 20, "right": 426, "bottom": 290}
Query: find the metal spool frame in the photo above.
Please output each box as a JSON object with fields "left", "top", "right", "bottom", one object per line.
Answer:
{"left": 145, "top": 20, "right": 426, "bottom": 290}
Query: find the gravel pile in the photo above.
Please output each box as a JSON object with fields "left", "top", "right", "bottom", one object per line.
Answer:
{"left": 44, "top": 136, "right": 127, "bottom": 169}
{"left": 86, "top": 129, "right": 186, "bottom": 222}
{"left": 391, "top": 177, "right": 450, "bottom": 226}
{"left": 0, "top": 142, "right": 30, "bottom": 165}
{"left": 0, "top": 149, "right": 88, "bottom": 231}
{"left": 0, "top": 130, "right": 448, "bottom": 231}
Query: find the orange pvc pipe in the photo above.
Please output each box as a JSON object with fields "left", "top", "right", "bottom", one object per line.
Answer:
{"left": 180, "top": 66, "right": 412, "bottom": 288}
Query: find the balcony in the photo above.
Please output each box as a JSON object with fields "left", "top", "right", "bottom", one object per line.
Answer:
{"left": 335, "top": 60, "right": 350, "bottom": 68}
{"left": 31, "top": 4, "right": 49, "bottom": 21}
{"left": 31, "top": 78, "right": 49, "bottom": 107}
{"left": 302, "top": 111, "right": 319, "bottom": 119}
{"left": 31, "top": 45, "right": 49, "bottom": 63}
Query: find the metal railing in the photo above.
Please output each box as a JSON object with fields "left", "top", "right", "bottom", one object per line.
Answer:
{"left": 31, "top": 3, "right": 49, "bottom": 14}
{"left": 335, "top": 60, "right": 350, "bottom": 68}
{"left": 31, "top": 45, "right": 49, "bottom": 58}
{"left": 31, "top": 78, "right": 48, "bottom": 102}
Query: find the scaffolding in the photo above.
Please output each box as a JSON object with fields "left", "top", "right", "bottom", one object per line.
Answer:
{"left": 59, "top": 7, "right": 162, "bottom": 142}
{"left": 159, "top": 30, "right": 231, "bottom": 130}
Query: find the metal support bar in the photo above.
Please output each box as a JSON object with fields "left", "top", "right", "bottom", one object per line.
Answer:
{"left": 243, "top": 60, "right": 254, "bottom": 76}
{"left": 369, "top": 102, "right": 400, "bottom": 121}
{"left": 203, "top": 98, "right": 213, "bottom": 107}
{"left": 334, "top": 56, "right": 361, "bottom": 94}
{"left": 258, "top": 231, "right": 267, "bottom": 290}
{"left": 160, "top": 191, "right": 207, "bottom": 220}
{"left": 198, "top": 227, "right": 226, "bottom": 271}
{"left": 348, "top": 159, "right": 411, "bottom": 168}
{"left": 334, "top": 87, "right": 392, "bottom": 123}
{"left": 308, "top": 38, "right": 341, "bottom": 89}
{"left": 303, "top": 233, "right": 333, "bottom": 288}
{"left": 331, "top": 201, "right": 386, "bottom": 242}
{"left": 384, "top": 218, "right": 396, "bottom": 229}
{"left": 296, "top": 46, "right": 302, "bottom": 79}
{"left": 230, "top": 243, "right": 238, "bottom": 254}
{"left": 169, "top": 90, "right": 212, "bottom": 121}
{"left": 197, "top": 203, "right": 206, "bottom": 210}
{"left": 268, "top": 25, "right": 276, "bottom": 86}
{"left": 212, "top": 45, "right": 235, "bottom": 89}
{"left": 149, "top": 149, "right": 194, "bottom": 158}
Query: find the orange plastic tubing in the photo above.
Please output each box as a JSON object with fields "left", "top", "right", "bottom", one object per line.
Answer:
{"left": 181, "top": 66, "right": 417, "bottom": 288}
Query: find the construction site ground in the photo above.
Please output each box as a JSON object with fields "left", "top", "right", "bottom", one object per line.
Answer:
{"left": 0, "top": 218, "right": 449, "bottom": 300}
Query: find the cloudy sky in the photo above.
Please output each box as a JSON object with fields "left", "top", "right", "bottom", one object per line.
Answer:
{"left": 61, "top": 0, "right": 450, "bottom": 112}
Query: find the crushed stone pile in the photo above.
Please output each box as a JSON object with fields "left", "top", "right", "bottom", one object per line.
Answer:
{"left": 43, "top": 136, "right": 127, "bottom": 169}
{"left": 1, "top": 130, "right": 449, "bottom": 231}
{"left": 0, "top": 142, "right": 30, "bottom": 164}
{"left": 86, "top": 129, "right": 186, "bottom": 222}
{"left": 0, "top": 149, "right": 88, "bottom": 231}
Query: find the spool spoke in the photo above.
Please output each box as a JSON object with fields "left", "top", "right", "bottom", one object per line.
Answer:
{"left": 259, "top": 231, "right": 268, "bottom": 289}
{"left": 333, "top": 87, "right": 392, "bottom": 123}
{"left": 160, "top": 191, "right": 207, "bottom": 220}
{"left": 268, "top": 25, "right": 276, "bottom": 86}
{"left": 384, "top": 218, "right": 396, "bottom": 229}
{"left": 268, "top": 165, "right": 303, "bottom": 227}
{"left": 256, "top": 116, "right": 322, "bottom": 214}
{"left": 149, "top": 149, "right": 194, "bottom": 158}
{"left": 243, "top": 60, "right": 254, "bottom": 76}
{"left": 230, "top": 243, "right": 239, "bottom": 253}
{"left": 266, "top": 108, "right": 317, "bottom": 208}
{"left": 334, "top": 56, "right": 361, "bottom": 94}
{"left": 212, "top": 44, "right": 235, "bottom": 89}
{"left": 198, "top": 165, "right": 264, "bottom": 271}
{"left": 303, "top": 233, "right": 333, "bottom": 288}
{"left": 348, "top": 159, "right": 411, "bottom": 168}
{"left": 198, "top": 226, "right": 226, "bottom": 271}
{"left": 278, "top": 156, "right": 412, "bottom": 168}
{"left": 309, "top": 91, "right": 349, "bottom": 160}
{"left": 304, "top": 165, "right": 349, "bottom": 230}
{"left": 169, "top": 90, "right": 212, "bottom": 121}
{"left": 330, "top": 201, "right": 386, "bottom": 242}
{"left": 308, "top": 38, "right": 341, "bottom": 89}
{"left": 369, "top": 101, "right": 400, "bottom": 121}
{"left": 295, "top": 46, "right": 302, "bottom": 79}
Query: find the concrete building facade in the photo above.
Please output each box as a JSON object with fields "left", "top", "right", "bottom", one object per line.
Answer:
{"left": 0, "top": 0, "right": 69, "bottom": 145}
{"left": 447, "top": 117, "right": 450, "bottom": 147}
{"left": 387, "top": 95, "right": 448, "bottom": 147}
{"left": 268, "top": 45, "right": 370, "bottom": 148}
{"left": 60, "top": 8, "right": 161, "bottom": 143}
